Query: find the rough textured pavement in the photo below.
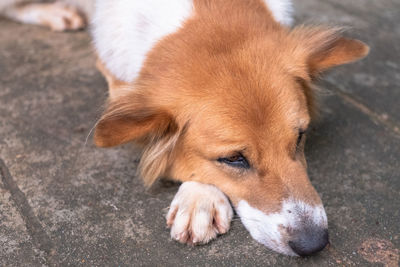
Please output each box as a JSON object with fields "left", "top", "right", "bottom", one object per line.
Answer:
{"left": 0, "top": 0, "right": 399, "bottom": 266}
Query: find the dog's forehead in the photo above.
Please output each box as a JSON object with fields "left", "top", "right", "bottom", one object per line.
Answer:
{"left": 188, "top": 80, "right": 309, "bottom": 135}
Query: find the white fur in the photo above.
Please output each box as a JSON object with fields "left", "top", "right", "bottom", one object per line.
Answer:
{"left": 92, "top": 0, "right": 194, "bottom": 83}
{"left": 263, "top": 0, "right": 294, "bottom": 26}
{"left": 166, "top": 181, "right": 233, "bottom": 244}
{"left": 237, "top": 199, "right": 327, "bottom": 256}
{"left": 92, "top": 0, "right": 293, "bottom": 83}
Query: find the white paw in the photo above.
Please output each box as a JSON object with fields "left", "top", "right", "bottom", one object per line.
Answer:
{"left": 40, "top": 3, "right": 85, "bottom": 31}
{"left": 166, "top": 181, "right": 233, "bottom": 245}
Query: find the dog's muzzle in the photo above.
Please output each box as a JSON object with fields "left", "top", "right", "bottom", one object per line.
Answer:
{"left": 236, "top": 199, "right": 329, "bottom": 256}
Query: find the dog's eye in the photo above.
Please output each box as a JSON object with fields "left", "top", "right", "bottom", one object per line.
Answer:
{"left": 218, "top": 153, "right": 250, "bottom": 169}
{"left": 296, "top": 130, "right": 306, "bottom": 147}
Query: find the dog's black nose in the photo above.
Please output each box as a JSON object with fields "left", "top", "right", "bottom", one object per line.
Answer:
{"left": 288, "top": 228, "right": 329, "bottom": 256}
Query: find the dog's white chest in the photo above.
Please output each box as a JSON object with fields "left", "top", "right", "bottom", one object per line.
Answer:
{"left": 92, "top": 0, "right": 194, "bottom": 82}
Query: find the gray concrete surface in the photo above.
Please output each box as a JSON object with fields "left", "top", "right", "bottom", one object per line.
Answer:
{"left": 0, "top": 0, "right": 399, "bottom": 266}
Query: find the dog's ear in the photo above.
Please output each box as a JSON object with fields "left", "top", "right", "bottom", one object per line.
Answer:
{"left": 293, "top": 27, "right": 369, "bottom": 77}
{"left": 94, "top": 92, "right": 177, "bottom": 148}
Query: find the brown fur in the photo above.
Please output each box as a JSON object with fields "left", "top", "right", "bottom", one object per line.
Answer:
{"left": 94, "top": 0, "right": 369, "bottom": 213}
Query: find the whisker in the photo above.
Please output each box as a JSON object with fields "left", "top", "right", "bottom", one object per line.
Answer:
{"left": 84, "top": 117, "right": 101, "bottom": 147}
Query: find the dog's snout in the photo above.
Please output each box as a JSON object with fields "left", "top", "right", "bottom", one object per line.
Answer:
{"left": 288, "top": 228, "right": 329, "bottom": 256}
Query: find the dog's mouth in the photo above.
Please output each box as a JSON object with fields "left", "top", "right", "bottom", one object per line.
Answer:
{"left": 236, "top": 199, "right": 329, "bottom": 256}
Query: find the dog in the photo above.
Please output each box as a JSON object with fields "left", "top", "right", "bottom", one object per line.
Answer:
{"left": 3, "top": 0, "right": 369, "bottom": 256}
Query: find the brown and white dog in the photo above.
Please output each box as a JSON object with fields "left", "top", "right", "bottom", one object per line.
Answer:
{"left": 2, "top": 0, "right": 369, "bottom": 257}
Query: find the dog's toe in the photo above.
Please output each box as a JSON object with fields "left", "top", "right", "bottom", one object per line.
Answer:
{"left": 166, "top": 181, "right": 233, "bottom": 245}
{"left": 41, "top": 3, "right": 85, "bottom": 31}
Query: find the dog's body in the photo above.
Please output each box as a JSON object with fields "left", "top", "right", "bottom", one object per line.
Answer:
{"left": 92, "top": 0, "right": 294, "bottom": 84}
{"left": 3, "top": 0, "right": 369, "bottom": 256}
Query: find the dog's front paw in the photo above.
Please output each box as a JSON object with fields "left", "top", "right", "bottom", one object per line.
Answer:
{"left": 166, "top": 181, "right": 233, "bottom": 245}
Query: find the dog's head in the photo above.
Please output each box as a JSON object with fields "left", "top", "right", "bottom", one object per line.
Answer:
{"left": 94, "top": 24, "right": 368, "bottom": 255}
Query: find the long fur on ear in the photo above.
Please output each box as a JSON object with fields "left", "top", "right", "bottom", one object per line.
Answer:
{"left": 290, "top": 26, "right": 369, "bottom": 77}
{"left": 139, "top": 123, "right": 187, "bottom": 187}
{"left": 94, "top": 92, "right": 184, "bottom": 186}
{"left": 94, "top": 91, "right": 173, "bottom": 147}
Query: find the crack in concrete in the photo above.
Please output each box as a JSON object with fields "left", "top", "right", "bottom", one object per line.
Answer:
{"left": 325, "top": 81, "right": 400, "bottom": 139}
{"left": 0, "top": 158, "right": 59, "bottom": 266}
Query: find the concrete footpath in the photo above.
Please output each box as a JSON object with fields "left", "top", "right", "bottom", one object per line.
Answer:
{"left": 0, "top": 0, "right": 399, "bottom": 266}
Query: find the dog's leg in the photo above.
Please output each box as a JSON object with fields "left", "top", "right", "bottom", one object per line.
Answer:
{"left": 3, "top": 2, "right": 85, "bottom": 31}
{"left": 166, "top": 181, "right": 233, "bottom": 244}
